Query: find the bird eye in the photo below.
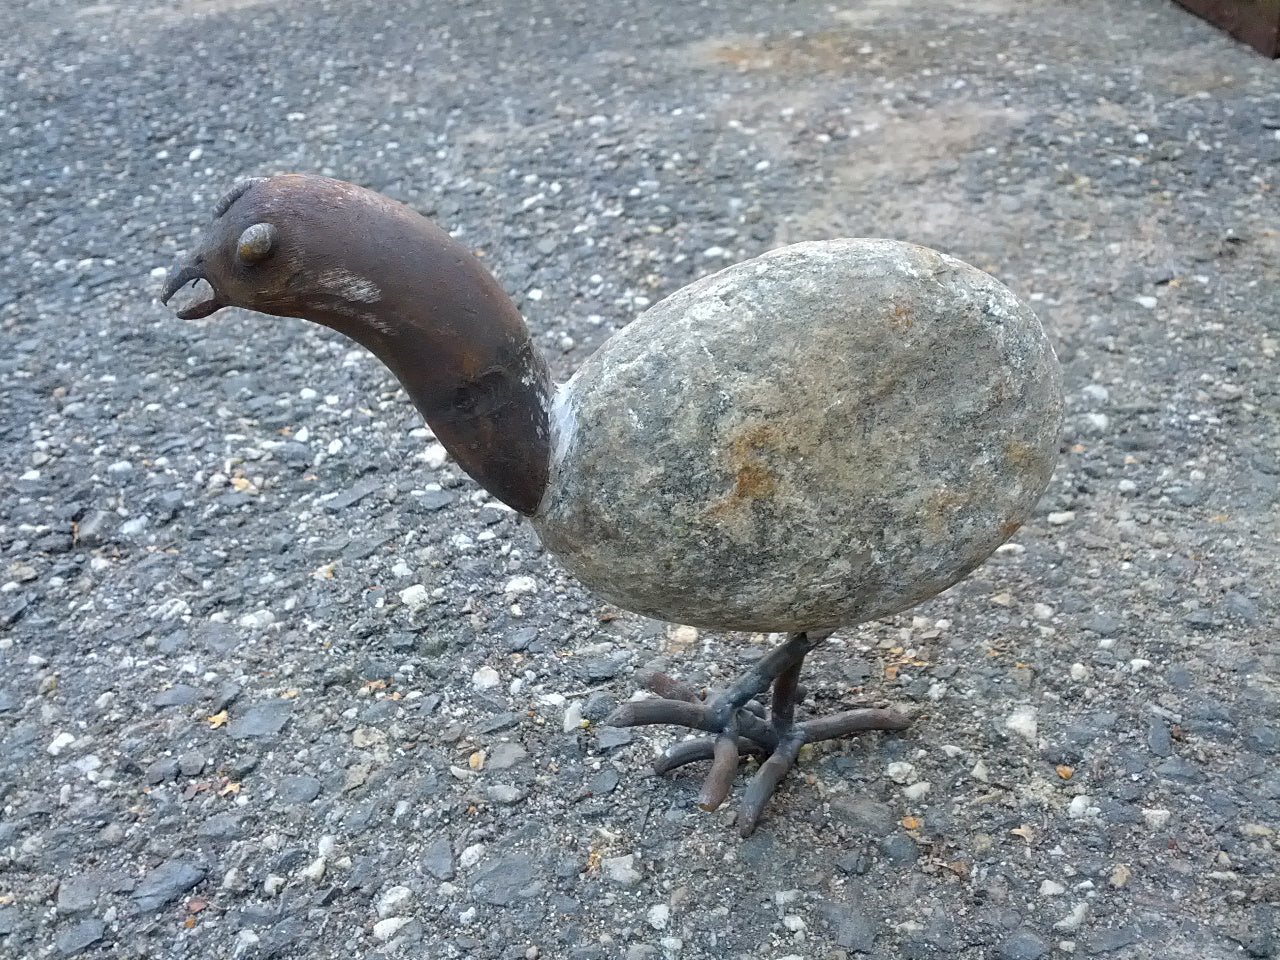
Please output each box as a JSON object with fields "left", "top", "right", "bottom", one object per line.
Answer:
{"left": 237, "top": 222, "right": 278, "bottom": 265}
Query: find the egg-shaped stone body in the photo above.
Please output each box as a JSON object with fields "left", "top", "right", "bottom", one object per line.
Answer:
{"left": 532, "top": 239, "right": 1062, "bottom": 632}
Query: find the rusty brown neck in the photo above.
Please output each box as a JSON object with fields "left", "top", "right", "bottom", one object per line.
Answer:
{"left": 265, "top": 181, "right": 552, "bottom": 514}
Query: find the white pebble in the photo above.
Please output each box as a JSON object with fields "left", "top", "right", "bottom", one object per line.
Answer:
{"left": 1134, "top": 295, "right": 1158, "bottom": 309}
{"left": 902, "top": 781, "right": 931, "bottom": 801}
{"left": 459, "top": 843, "right": 486, "bottom": 868}
{"left": 47, "top": 732, "right": 75, "bottom": 756}
{"left": 504, "top": 575, "right": 538, "bottom": 595}
{"left": 327, "top": 438, "right": 343, "bottom": 455}
{"left": 647, "top": 904, "right": 670, "bottom": 930}
{"left": 399, "top": 584, "right": 429, "bottom": 608}
{"left": 264, "top": 874, "right": 286, "bottom": 896}
{"left": 1080, "top": 384, "right": 1110, "bottom": 403}
{"left": 377, "top": 885, "right": 414, "bottom": 918}
{"left": 1054, "top": 902, "right": 1088, "bottom": 932}
{"left": 1046, "top": 511, "right": 1075, "bottom": 526}
{"left": 970, "top": 760, "right": 990, "bottom": 782}
{"left": 1040, "top": 879, "right": 1066, "bottom": 896}
{"left": 602, "top": 854, "right": 643, "bottom": 886}
{"left": 302, "top": 857, "right": 326, "bottom": 882}
{"left": 422, "top": 443, "right": 448, "bottom": 469}
{"left": 372, "top": 917, "right": 412, "bottom": 942}
{"left": 471, "top": 666, "right": 501, "bottom": 690}
{"left": 782, "top": 915, "right": 807, "bottom": 933}
{"left": 1004, "top": 706, "right": 1038, "bottom": 742}
{"left": 885, "top": 761, "right": 916, "bottom": 784}
{"left": 1069, "top": 663, "right": 1088, "bottom": 681}
{"left": 1141, "top": 808, "right": 1171, "bottom": 829}
{"left": 1067, "top": 795, "right": 1094, "bottom": 818}
{"left": 563, "top": 700, "right": 584, "bottom": 733}
{"left": 1033, "top": 603, "right": 1055, "bottom": 620}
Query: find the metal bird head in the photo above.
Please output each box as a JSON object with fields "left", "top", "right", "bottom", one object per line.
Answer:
{"left": 160, "top": 175, "right": 389, "bottom": 322}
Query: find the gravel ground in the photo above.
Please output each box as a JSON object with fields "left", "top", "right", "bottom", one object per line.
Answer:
{"left": 2, "top": 0, "right": 1278, "bottom": 957}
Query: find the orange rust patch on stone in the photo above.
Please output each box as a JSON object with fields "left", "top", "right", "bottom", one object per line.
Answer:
{"left": 1005, "top": 440, "right": 1042, "bottom": 471}
{"left": 890, "top": 303, "right": 913, "bottom": 329}
{"left": 706, "top": 423, "right": 781, "bottom": 519}
{"left": 925, "top": 485, "right": 967, "bottom": 537}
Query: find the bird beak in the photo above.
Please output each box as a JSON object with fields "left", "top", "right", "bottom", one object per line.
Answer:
{"left": 161, "top": 259, "right": 222, "bottom": 320}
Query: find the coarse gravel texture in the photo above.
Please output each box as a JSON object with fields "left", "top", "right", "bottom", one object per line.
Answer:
{"left": 1, "top": 0, "right": 1276, "bottom": 959}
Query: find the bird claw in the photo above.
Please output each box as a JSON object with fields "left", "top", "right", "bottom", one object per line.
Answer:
{"left": 607, "top": 673, "right": 911, "bottom": 835}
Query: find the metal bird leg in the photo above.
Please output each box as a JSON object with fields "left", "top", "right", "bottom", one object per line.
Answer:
{"left": 606, "top": 630, "right": 911, "bottom": 836}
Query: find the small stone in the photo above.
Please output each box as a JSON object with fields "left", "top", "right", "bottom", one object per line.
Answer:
{"left": 1108, "top": 864, "right": 1131, "bottom": 887}
{"left": 503, "top": 575, "right": 538, "bottom": 595}
{"left": 302, "top": 857, "right": 326, "bottom": 882}
{"left": 48, "top": 732, "right": 76, "bottom": 756}
{"left": 602, "top": 854, "right": 643, "bottom": 886}
{"left": 1141, "top": 808, "right": 1171, "bottom": 829}
{"left": 1067, "top": 795, "right": 1094, "bottom": 819}
{"left": 423, "top": 837, "right": 455, "bottom": 881}
{"left": 877, "top": 833, "right": 918, "bottom": 865}
{"left": 377, "top": 885, "right": 414, "bottom": 918}
{"left": 487, "top": 742, "right": 529, "bottom": 771}
{"left": 227, "top": 700, "right": 292, "bottom": 739}
{"left": 999, "top": 928, "right": 1048, "bottom": 960}
{"left": 471, "top": 666, "right": 501, "bottom": 690}
{"left": 885, "top": 761, "right": 915, "bottom": 784}
{"left": 1040, "top": 880, "right": 1065, "bottom": 896}
{"left": 1046, "top": 511, "right": 1074, "bottom": 526}
{"left": 178, "top": 751, "right": 205, "bottom": 777}
{"left": 144, "top": 757, "right": 180, "bottom": 785}
{"left": 1004, "top": 706, "right": 1038, "bottom": 742}
{"left": 56, "top": 875, "right": 102, "bottom": 914}
{"left": 277, "top": 775, "right": 322, "bottom": 803}
{"left": 486, "top": 784, "right": 525, "bottom": 804}
{"left": 470, "top": 854, "right": 536, "bottom": 906}
{"left": 373, "top": 917, "right": 412, "bottom": 942}
{"left": 563, "top": 700, "right": 584, "bottom": 733}
{"left": 133, "top": 861, "right": 205, "bottom": 912}
{"left": 55, "top": 918, "right": 106, "bottom": 956}
{"left": 263, "top": 875, "right": 286, "bottom": 896}
{"left": 399, "top": 584, "right": 429, "bottom": 608}
{"left": 647, "top": 904, "right": 670, "bottom": 930}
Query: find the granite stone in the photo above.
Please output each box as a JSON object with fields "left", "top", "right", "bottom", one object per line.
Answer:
{"left": 534, "top": 240, "right": 1062, "bottom": 631}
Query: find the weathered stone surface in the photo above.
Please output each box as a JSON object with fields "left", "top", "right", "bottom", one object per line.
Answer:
{"left": 534, "top": 239, "right": 1062, "bottom": 631}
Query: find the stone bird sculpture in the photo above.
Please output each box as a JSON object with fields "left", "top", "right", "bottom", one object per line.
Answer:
{"left": 163, "top": 174, "right": 1062, "bottom": 835}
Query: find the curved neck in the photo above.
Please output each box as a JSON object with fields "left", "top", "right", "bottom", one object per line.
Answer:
{"left": 277, "top": 185, "right": 553, "bottom": 514}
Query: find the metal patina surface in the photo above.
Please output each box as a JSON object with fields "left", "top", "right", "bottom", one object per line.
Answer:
{"left": 533, "top": 239, "right": 1063, "bottom": 632}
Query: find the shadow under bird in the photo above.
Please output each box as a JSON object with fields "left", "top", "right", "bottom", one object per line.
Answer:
{"left": 163, "top": 174, "right": 1063, "bottom": 836}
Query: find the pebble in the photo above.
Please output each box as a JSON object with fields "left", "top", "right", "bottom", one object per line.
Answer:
{"left": 47, "top": 732, "right": 75, "bottom": 756}
{"left": 885, "top": 761, "right": 916, "bottom": 784}
{"left": 132, "top": 861, "right": 205, "bottom": 912}
{"left": 56, "top": 875, "right": 101, "bottom": 914}
{"left": 563, "top": 700, "right": 584, "bottom": 733}
{"left": 55, "top": 918, "right": 106, "bottom": 956}
{"left": 423, "top": 837, "right": 456, "bottom": 881}
{"left": 469, "top": 854, "right": 536, "bottom": 906}
{"left": 264, "top": 875, "right": 286, "bottom": 896}
{"left": 999, "top": 927, "right": 1049, "bottom": 960}
{"left": 647, "top": 904, "right": 670, "bottom": 930}
{"left": 471, "top": 666, "right": 501, "bottom": 690}
{"left": 1004, "top": 706, "right": 1038, "bottom": 742}
{"left": 376, "top": 885, "right": 414, "bottom": 918}
{"left": 504, "top": 575, "right": 538, "bottom": 595}
{"left": 399, "top": 584, "right": 429, "bottom": 608}
{"left": 602, "top": 854, "right": 643, "bottom": 886}
{"left": 486, "top": 742, "right": 529, "bottom": 770}
{"left": 373, "top": 917, "right": 412, "bottom": 942}
{"left": 227, "top": 700, "right": 292, "bottom": 739}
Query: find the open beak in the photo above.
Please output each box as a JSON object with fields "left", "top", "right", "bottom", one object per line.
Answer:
{"left": 161, "top": 260, "right": 222, "bottom": 320}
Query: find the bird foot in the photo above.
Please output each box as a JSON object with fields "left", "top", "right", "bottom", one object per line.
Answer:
{"left": 606, "top": 667, "right": 911, "bottom": 836}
